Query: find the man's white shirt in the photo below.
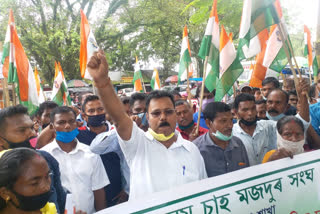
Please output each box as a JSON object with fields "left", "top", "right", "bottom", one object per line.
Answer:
{"left": 41, "top": 139, "right": 109, "bottom": 214}
{"left": 117, "top": 122, "right": 207, "bottom": 200}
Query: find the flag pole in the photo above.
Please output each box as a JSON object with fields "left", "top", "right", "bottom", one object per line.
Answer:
{"left": 11, "top": 83, "right": 18, "bottom": 105}
{"left": 277, "top": 23, "right": 300, "bottom": 97}
{"left": 186, "top": 65, "right": 192, "bottom": 105}
{"left": 280, "top": 71, "right": 287, "bottom": 89}
{"left": 233, "top": 84, "right": 237, "bottom": 99}
{"left": 196, "top": 56, "right": 209, "bottom": 134}
{"left": 2, "top": 78, "right": 10, "bottom": 107}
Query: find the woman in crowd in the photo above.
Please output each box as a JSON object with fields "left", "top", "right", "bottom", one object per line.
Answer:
{"left": 0, "top": 148, "right": 57, "bottom": 214}
{"left": 262, "top": 116, "right": 305, "bottom": 163}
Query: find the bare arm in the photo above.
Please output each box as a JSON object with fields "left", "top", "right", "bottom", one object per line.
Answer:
{"left": 93, "top": 188, "right": 106, "bottom": 211}
{"left": 306, "top": 126, "right": 320, "bottom": 149}
{"left": 87, "top": 50, "right": 132, "bottom": 140}
{"left": 297, "top": 79, "right": 310, "bottom": 122}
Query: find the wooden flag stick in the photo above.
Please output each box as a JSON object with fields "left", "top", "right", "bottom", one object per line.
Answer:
{"left": 186, "top": 65, "right": 192, "bottom": 105}
{"left": 277, "top": 23, "right": 301, "bottom": 98}
{"left": 196, "top": 56, "right": 209, "bottom": 134}
{"left": 11, "top": 83, "right": 18, "bottom": 106}
{"left": 2, "top": 78, "right": 10, "bottom": 107}
{"left": 280, "top": 71, "right": 287, "bottom": 89}
{"left": 233, "top": 84, "right": 237, "bottom": 99}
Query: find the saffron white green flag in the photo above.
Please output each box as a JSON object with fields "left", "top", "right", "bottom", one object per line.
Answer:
{"left": 9, "top": 25, "right": 39, "bottom": 114}
{"left": 198, "top": 0, "right": 220, "bottom": 92}
{"left": 304, "top": 25, "right": 319, "bottom": 78}
{"left": 80, "top": 9, "right": 99, "bottom": 80}
{"left": 133, "top": 56, "right": 144, "bottom": 92}
{"left": 238, "top": 0, "right": 280, "bottom": 61}
{"left": 263, "top": 1, "right": 291, "bottom": 75}
{"left": 151, "top": 68, "right": 161, "bottom": 90}
{"left": 51, "top": 62, "right": 71, "bottom": 106}
{"left": 178, "top": 25, "right": 192, "bottom": 84}
{"left": 34, "top": 67, "right": 46, "bottom": 103}
{"left": 1, "top": 9, "right": 15, "bottom": 80}
{"left": 215, "top": 26, "right": 243, "bottom": 101}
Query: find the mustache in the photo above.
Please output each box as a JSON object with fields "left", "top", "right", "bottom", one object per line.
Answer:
{"left": 268, "top": 109, "right": 279, "bottom": 114}
{"left": 159, "top": 122, "right": 171, "bottom": 127}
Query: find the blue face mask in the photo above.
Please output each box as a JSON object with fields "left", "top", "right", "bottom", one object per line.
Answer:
{"left": 212, "top": 130, "right": 233, "bottom": 141}
{"left": 266, "top": 111, "right": 285, "bottom": 121}
{"left": 56, "top": 128, "right": 79, "bottom": 143}
{"left": 138, "top": 112, "right": 148, "bottom": 127}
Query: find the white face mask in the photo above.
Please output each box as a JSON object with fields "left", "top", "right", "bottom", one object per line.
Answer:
{"left": 277, "top": 132, "right": 305, "bottom": 155}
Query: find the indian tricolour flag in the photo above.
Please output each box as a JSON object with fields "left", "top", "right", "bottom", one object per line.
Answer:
{"left": 51, "top": 62, "right": 71, "bottom": 106}
{"left": 9, "top": 25, "right": 39, "bottom": 114}
{"left": 80, "top": 9, "right": 99, "bottom": 80}
{"left": 151, "top": 68, "right": 161, "bottom": 90}
{"left": 304, "top": 25, "right": 319, "bottom": 79}
{"left": 262, "top": 1, "right": 291, "bottom": 75}
{"left": 215, "top": 25, "right": 243, "bottom": 101}
{"left": 178, "top": 25, "right": 192, "bottom": 84}
{"left": 249, "top": 29, "right": 269, "bottom": 88}
{"left": 34, "top": 67, "right": 46, "bottom": 103}
{"left": 238, "top": 0, "right": 280, "bottom": 61}
{"left": 1, "top": 9, "right": 15, "bottom": 79}
{"left": 133, "top": 56, "right": 144, "bottom": 92}
{"left": 198, "top": 0, "right": 219, "bottom": 92}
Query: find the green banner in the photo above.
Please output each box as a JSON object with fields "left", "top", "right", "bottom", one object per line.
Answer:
{"left": 98, "top": 150, "right": 320, "bottom": 214}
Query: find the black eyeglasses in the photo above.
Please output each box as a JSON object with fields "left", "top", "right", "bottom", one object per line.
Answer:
{"left": 150, "top": 109, "right": 175, "bottom": 118}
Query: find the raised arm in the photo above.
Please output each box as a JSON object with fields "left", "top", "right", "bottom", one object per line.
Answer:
{"left": 87, "top": 50, "right": 132, "bottom": 140}
{"left": 297, "top": 79, "right": 310, "bottom": 122}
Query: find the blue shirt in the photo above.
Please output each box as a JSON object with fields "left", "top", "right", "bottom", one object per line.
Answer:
{"left": 193, "top": 112, "right": 208, "bottom": 129}
{"left": 310, "top": 102, "right": 320, "bottom": 136}
{"left": 193, "top": 133, "right": 249, "bottom": 177}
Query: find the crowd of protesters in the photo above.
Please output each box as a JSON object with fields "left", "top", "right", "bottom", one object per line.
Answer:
{"left": 0, "top": 50, "right": 320, "bottom": 214}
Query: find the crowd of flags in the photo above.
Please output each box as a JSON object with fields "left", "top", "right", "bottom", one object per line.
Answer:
{"left": 0, "top": 0, "right": 319, "bottom": 114}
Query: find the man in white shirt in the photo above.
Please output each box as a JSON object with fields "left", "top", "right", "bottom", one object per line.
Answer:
{"left": 86, "top": 50, "right": 207, "bottom": 200}
{"left": 41, "top": 106, "right": 109, "bottom": 213}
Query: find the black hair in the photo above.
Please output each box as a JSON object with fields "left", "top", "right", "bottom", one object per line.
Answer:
{"left": 262, "top": 77, "right": 280, "bottom": 88}
{"left": 0, "top": 105, "right": 28, "bottom": 135}
{"left": 175, "top": 99, "right": 190, "bottom": 107}
{"left": 171, "top": 90, "right": 182, "bottom": 98}
{"left": 288, "top": 90, "right": 297, "bottom": 97}
{"left": 203, "top": 102, "right": 231, "bottom": 121}
{"left": 195, "top": 84, "right": 215, "bottom": 98}
{"left": 268, "top": 88, "right": 289, "bottom": 104}
{"left": 284, "top": 78, "right": 295, "bottom": 89}
{"left": 252, "top": 87, "right": 261, "bottom": 93}
{"left": 78, "top": 91, "right": 93, "bottom": 104}
{"left": 38, "top": 101, "right": 59, "bottom": 117}
{"left": 129, "top": 93, "right": 147, "bottom": 107}
{"left": 0, "top": 148, "right": 44, "bottom": 210}
{"left": 145, "top": 90, "right": 175, "bottom": 112}
{"left": 120, "top": 96, "right": 130, "bottom": 105}
{"left": 81, "top": 95, "right": 100, "bottom": 112}
{"left": 309, "top": 84, "right": 317, "bottom": 99}
{"left": 277, "top": 116, "right": 304, "bottom": 134}
{"left": 255, "top": 99, "right": 267, "bottom": 105}
{"left": 234, "top": 93, "right": 255, "bottom": 110}
{"left": 50, "top": 106, "right": 77, "bottom": 122}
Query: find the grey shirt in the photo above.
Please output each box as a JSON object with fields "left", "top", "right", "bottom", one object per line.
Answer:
{"left": 193, "top": 133, "right": 250, "bottom": 177}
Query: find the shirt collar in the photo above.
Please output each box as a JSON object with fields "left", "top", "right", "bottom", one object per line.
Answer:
{"left": 145, "top": 129, "right": 192, "bottom": 152}
{"left": 234, "top": 121, "right": 263, "bottom": 135}
{"left": 52, "top": 138, "right": 85, "bottom": 155}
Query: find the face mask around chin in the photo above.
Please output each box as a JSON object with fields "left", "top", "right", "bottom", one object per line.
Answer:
{"left": 239, "top": 118, "right": 257, "bottom": 126}
{"left": 55, "top": 128, "right": 79, "bottom": 143}
{"left": 212, "top": 130, "right": 233, "bottom": 141}
{"left": 266, "top": 111, "right": 285, "bottom": 121}
{"left": 10, "top": 189, "right": 52, "bottom": 211}
{"left": 0, "top": 136, "right": 35, "bottom": 149}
